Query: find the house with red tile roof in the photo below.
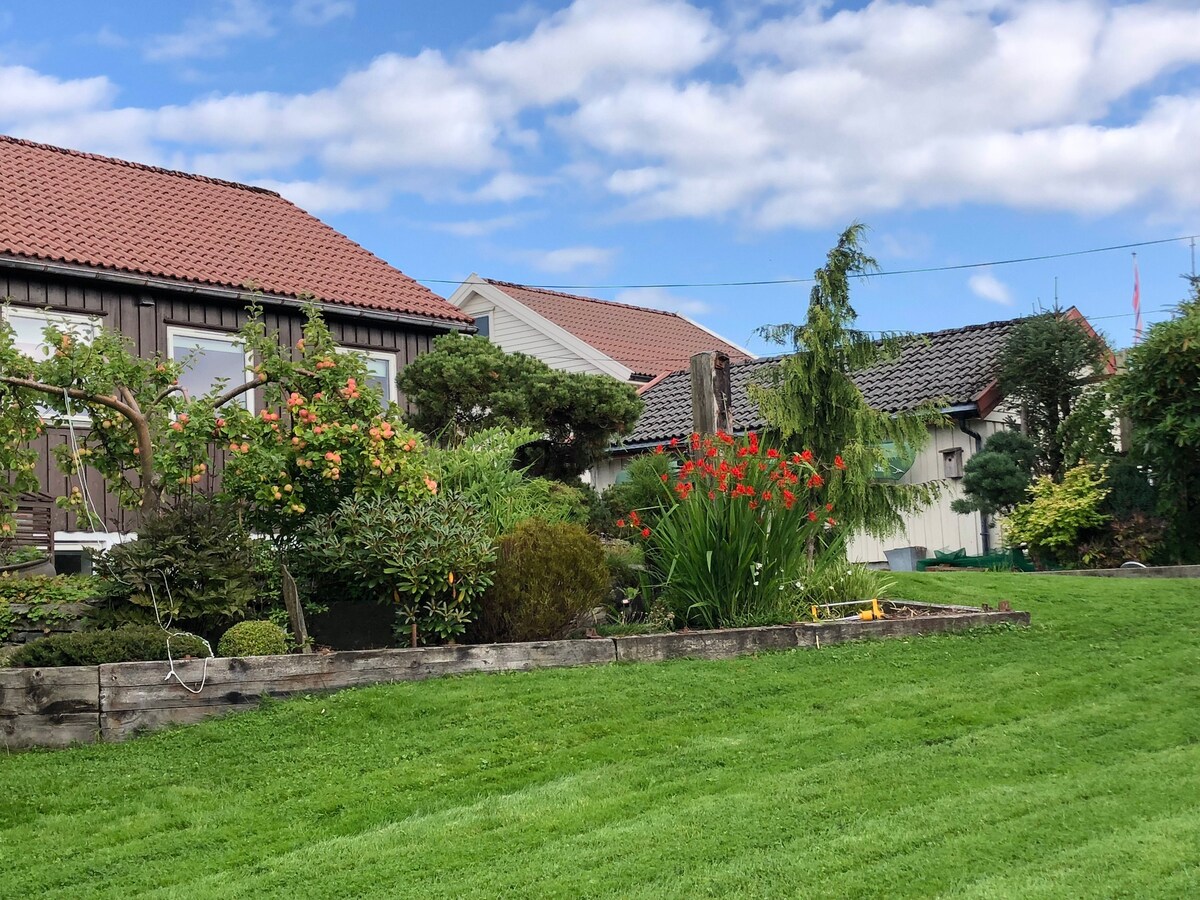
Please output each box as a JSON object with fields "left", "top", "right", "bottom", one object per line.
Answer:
{"left": 447, "top": 275, "right": 753, "bottom": 383}
{"left": 0, "top": 134, "right": 471, "bottom": 565}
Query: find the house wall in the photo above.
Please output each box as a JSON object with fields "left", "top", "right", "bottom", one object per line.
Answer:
{"left": 457, "top": 289, "right": 613, "bottom": 377}
{"left": 845, "top": 412, "right": 1013, "bottom": 565}
{"left": 2, "top": 266, "right": 447, "bottom": 542}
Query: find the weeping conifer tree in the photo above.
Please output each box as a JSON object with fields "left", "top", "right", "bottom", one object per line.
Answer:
{"left": 748, "top": 223, "right": 944, "bottom": 550}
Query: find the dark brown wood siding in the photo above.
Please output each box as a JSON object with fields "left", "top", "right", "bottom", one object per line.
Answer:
{"left": 2, "top": 267, "right": 446, "bottom": 535}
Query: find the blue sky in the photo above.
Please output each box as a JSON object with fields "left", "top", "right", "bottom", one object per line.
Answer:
{"left": 2, "top": 0, "right": 1198, "bottom": 354}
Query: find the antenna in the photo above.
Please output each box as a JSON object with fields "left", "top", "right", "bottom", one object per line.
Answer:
{"left": 1053, "top": 276, "right": 1058, "bottom": 306}
{"left": 1191, "top": 237, "right": 1196, "bottom": 279}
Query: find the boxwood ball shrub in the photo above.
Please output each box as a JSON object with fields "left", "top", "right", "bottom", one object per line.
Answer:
{"left": 217, "top": 620, "right": 289, "bottom": 657}
{"left": 8, "top": 624, "right": 208, "bottom": 668}
{"left": 471, "top": 520, "right": 609, "bottom": 644}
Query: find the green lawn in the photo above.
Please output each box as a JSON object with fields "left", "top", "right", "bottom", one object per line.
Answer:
{"left": 3, "top": 573, "right": 1200, "bottom": 898}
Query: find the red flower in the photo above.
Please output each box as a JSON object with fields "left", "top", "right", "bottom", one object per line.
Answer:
{"left": 807, "top": 510, "right": 818, "bottom": 521}
{"left": 706, "top": 447, "right": 718, "bottom": 458}
{"left": 708, "top": 491, "right": 716, "bottom": 500}
{"left": 669, "top": 437, "right": 679, "bottom": 447}
{"left": 834, "top": 454, "right": 846, "bottom": 470}
{"left": 825, "top": 502, "right": 834, "bottom": 512}
{"left": 762, "top": 490, "right": 773, "bottom": 501}
{"left": 827, "top": 517, "right": 836, "bottom": 526}
{"left": 766, "top": 448, "right": 779, "bottom": 459}
{"left": 801, "top": 449, "right": 815, "bottom": 463}
{"left": 630, "top": 510, "right": 642, "bottom": 526}
{"left": 641, "top": 527, "right": 651, "bottom": 538}
{"left": 655, "top": 444, "right": 665, "bottom": 455}
{"left": 807, "top": 473, "right": 825, "bottom": 488}
{"left": 748, "top": 501, "right": 758, "bottom": 510}
{"left": 617, "top": 518, "right": 626, "bottom": 528}
{"left": 661, "top": 473, "right": 669, "bottom": 482}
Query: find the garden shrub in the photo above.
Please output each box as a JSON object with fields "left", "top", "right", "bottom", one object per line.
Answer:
{"left": 0, "top": 575, "right": 100, "bottom": 642}
{"left": 1006, "top": 462, "right": 1110, "bottom": 566}
{"left": 471, "top": 521, "right": 609, "bottom": 643}
{"left": 217, "top": 620, "right": 289, "bottom": 657}
{"left": 301, "top": 494, "right": 495, "bottom": 644}
{"left": 8, "top": 624, "right": 208, "bottom": 667}
{"left": 93, "top": 500, "right": 257, "bottom": 632}
{"left": 619, "top": 432, "right": 837, "bottom": 629}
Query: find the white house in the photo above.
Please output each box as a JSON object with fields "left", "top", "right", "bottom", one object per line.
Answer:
{"left": 447, "top": 275, "right": 753, "bottom": 383}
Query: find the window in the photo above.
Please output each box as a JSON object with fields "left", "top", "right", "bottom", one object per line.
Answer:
{"left": 167, "top": 327, "right": 252, "bottom": 409}
{"left": 473, "top": 314, "right": 490, "bottom": 339}
{"left": 3, "top": 307, "right": 99, "bottom": 423}
{"left": 344, "top": 349, "right": 396, "bottom": 408}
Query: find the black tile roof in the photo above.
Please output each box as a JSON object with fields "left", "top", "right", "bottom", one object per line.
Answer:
{"left": 621, "top": 316, "right": 1024, "bottom": 447}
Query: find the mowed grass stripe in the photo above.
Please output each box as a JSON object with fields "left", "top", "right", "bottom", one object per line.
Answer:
{"left": 1, "top": 575, "right": 1198, "bottom": 898}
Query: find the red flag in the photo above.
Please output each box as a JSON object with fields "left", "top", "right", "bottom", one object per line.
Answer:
{"left": 1133, "top": 255, "right": 1143, "bottom": 345}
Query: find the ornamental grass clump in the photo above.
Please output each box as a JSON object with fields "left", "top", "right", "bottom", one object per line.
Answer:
{"left": 620, "top": 431, "right": 842, "bottom": 629}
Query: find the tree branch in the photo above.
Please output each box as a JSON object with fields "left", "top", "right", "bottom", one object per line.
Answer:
{"left": 0, "top": 376, "right": 137, "bottom": 421}
{"left": 213, "top": 377, "right": 264, "bottom": 409}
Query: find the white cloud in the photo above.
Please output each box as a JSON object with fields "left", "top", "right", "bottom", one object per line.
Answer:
{"left": 145, "top": 0, "right": 274, "bottom": 62}
{"left": 433, "top": 215, "right": 527, "bottom": 237}
{"left": 256, "top": 179, "right": 383, "bottom": 214}
{"left": 291, "top": 0, "right": 355, "bottom": 26}
{"left": 466, "top": 171, "right": 547, "bottom": 203}
{"left": 968, "top": 271, "right": 1014, "bottom": 306}
{"left": 613, "top": 287, "right": 711, "bottom": 315}
{"left": 0, "top": 66, "right": 114, "bottom": 120}
{"left": 468, "top": 0, "right": 722, "bottom": 105}
{"left": 521, "top": 246, "right": 615, "bottom": 272}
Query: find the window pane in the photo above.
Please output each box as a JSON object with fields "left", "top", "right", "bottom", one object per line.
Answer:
{"left": 362, "top": 355, "right": 392, "bottom": 407}
{"left": 8, "top": 312, "right": 95, "bottom": 360}
{"left": 171, "top": 333, "right": 248, "bottom": 404}
{"left": 474, "top": 314, "right": 490, "bottom": 338}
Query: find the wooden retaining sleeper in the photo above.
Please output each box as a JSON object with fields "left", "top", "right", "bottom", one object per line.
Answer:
{"left": 1, "top": 602, "right": 1029, "bottom": 750}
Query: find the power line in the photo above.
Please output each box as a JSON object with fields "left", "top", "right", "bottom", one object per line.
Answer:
{"left": 416, "top": 233, "right": 1200, "bottom": 291}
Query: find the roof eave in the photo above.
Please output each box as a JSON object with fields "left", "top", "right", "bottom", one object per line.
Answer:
{"left": 0, "top": 255, "right": 473, "bottom": 332}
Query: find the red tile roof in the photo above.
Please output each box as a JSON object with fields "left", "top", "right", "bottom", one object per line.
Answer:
{"left": 0, "top": 135, "right": 468, "bottom": 323}
{"left": 486, "top": 279, "right": 753, "bottom": 378}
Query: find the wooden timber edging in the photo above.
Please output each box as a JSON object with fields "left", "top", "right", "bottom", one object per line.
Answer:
{"left": 1, "top": 603, "right": 1030, "bottom": 750}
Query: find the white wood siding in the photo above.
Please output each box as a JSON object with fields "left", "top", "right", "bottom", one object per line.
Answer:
{"left": 458, "top": 292, "right": 612, "bottom": 377}
{"left": 846, "top": 413, "right": 1014, "bottom": 564}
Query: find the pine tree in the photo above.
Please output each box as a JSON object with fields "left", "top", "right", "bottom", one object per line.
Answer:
{"left": 748, "top": 224, "right": 943, "bottom": 546}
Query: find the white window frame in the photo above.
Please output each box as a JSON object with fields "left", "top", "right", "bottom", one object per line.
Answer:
{"left": 3, "top": 307, "right": 100, "bottom": 425}
{"left": 166, "top": 325, "right": 255, "bottom": 411}
{"left": 343, "top": 348, "right": 398, "bottom": 407}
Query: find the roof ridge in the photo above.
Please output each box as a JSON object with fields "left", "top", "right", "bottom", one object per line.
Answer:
{"left": 0, "top": 133, "right": 281, "bottom": 197}
{"left": 485, "top": 278, "right": 685, "bottom": 319}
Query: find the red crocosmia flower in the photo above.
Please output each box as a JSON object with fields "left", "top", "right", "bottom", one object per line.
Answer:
{"left": 706, "top": 447, "right": 718, "bottom": 458}
{"left": 825, "top": 502, "right": 834, "bottom": 512}
{"left": 669, "top": 437, "right": 679, "bottom": 447}
{"left": 737, "top": 447, "right": 750, "bottom": 458}
{"left": 630, "top": 510, "right": 641, "bottom": 526}
{"left": 748, "top": 501, "right": 758, "bottom": 510}
{"left": 641, "top": 527, "right": 651, "bottom": 538}
{"left": 758, "top": 463, "right": 767, "bottom": 472}
{"left": 807, "top": 473, "right": 825, "bottom": 488}
{"left": 655, "top": 444, "right": 664, "bottom": 455}
{"left": 801, "top": 449, "right": 815, "bottom": 463}
{"left": 617, "top": 519, "right": 626, "bottom": 528}
{"left": 763, "top": 490, "right": 773, "bottom": 501}
{"left": 807, "top": 510, "right": 818, "bottom": 521}
{"left": 766, "top": 448, "right": 780, "bottom": 459}
{"left": 708, "top": 491, "right": 716, "bottom": 500}
{"left": 834, "top": 454, "right": 846, "bottom": 470}
{"left": 827, "top": 517, "right": 836, "bottom": 526}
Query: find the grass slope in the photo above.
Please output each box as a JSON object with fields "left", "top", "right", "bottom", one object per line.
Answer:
{"left": 2, "top": 573, "right": 1199, "bottom": 899}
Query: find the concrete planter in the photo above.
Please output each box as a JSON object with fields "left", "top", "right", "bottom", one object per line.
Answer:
{"left": 2, "top": 600, "right": 1029, "bottom": 751}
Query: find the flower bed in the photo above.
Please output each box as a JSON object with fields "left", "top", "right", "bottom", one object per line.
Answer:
{"left": 2, "top": 599, "right": 1028, "bottom": 750}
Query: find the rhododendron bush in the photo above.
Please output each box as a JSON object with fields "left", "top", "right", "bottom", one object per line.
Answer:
{"left": 621, "top": 431, "right": 843, "bottom": 629}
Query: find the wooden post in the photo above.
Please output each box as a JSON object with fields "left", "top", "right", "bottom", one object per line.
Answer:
{"left": 690, "top": 351, "right": 732, "bottom": 452}
{"left": 281, "top": 563, "right": 311, "bottom": 653}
